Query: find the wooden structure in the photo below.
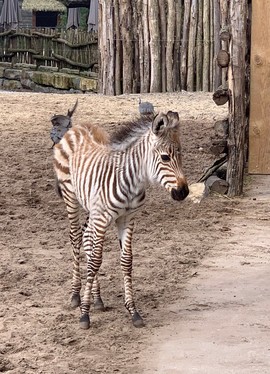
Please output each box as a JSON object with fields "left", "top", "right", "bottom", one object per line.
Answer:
{"left": 22, "top": 0, "right": 66, "bottom": 28}
{"left": 98, "top": 0, "right": 225, "bottom": 95}
{"left": 0, "top": 28, "right": 98, "bottom": 70}
{"left": 249, "top": 0, "right": 270, "bottom": 174}
{"left": 211, "top": 0, "right": 250, "bottom": 196}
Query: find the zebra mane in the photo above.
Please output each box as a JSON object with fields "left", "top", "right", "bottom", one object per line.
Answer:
{"left": 110, "top": 114, "right": 154, "bottom": 151}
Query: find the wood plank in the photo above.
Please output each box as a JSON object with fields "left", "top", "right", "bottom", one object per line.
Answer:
{"left": 249, "top": 0, "right": 270, "bottom": 174}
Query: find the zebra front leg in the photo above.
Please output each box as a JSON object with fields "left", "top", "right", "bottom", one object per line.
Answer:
{"left": 116, "top": 216, "right": 144, "bottom": 328}
{"left": 92, "top": 275, "right": 105, "bottom": 311}
{"left": 80, "top": 221, "right": 106, "bottom": 329}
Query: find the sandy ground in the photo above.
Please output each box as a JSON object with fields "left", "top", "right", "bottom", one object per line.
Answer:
{"left": 0, "top": 91, "right": 269, "bottom": 373}
{"left": 141, "top": 175, "right": 270, "bottom": 373}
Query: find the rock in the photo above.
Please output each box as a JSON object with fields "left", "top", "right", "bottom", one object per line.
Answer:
{"left": 2, "top": 79, "right": 22, "bottom": 90}
{"left": 4, "top": 69, "right": 22, "bottom": 80}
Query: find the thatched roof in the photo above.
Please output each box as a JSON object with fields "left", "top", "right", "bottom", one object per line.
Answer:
{"left": 22, "top": 0, "right": 66, "bottom": 12}
{"left": 58, "top": 0, "right": 90, "bottom": 8}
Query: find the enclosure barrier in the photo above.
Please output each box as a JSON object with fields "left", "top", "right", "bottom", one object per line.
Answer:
{"left": 0, "top": 28, "right": 98, "bottom": 70}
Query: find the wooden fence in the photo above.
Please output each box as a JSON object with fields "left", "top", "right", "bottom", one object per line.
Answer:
{"left": 0, "top": 28, "right": 98, "bottom": 71}
{"left": 99, "top": 0, "right": 230, "bottom": 95}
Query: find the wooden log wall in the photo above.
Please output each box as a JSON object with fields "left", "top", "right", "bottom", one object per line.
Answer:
{"left": 99, "top": 0, "right": 230, "bottom": 95}
{"left": 0, "top": 28, "right": 98, "bottom": 71}
{"left": 211, "top": 0, "right": 250, "bottom": 197}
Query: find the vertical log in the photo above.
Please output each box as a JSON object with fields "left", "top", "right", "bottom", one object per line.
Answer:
{"left": 149, "top": 0, "right": 161, "bottom": 92}
{"left": 106, "top": 1, "right": 115, "bottom": 95}
{"left": 180, "top": 0, "right": 191, "bottom": 90}
{"left": 203, "top": 0, "right": 210, "bottom": 91}
{"left": 132, "top": 0, "right": 140, "bottom": 93}
{"left": 220, "top": 0, "right": 229, "bottom": 86}
{"left": 98, "top": 0, "right": 105, "bottom": 93}
{"left": 227, "top": 0, "right": 248, "bottom": 196}
{"left": 121, "top": 0, "right": 133, "bottom": 93}
{"left": 213, "top": 0, "right": 221, "bottom": 90}
{"left": 159, "top": 0, "right": 167, "bottom": 92}
{"left": 196, "top": 0, "right": 203, "bottom": 90}
{"left": 114, "top": 0, "right": 122, "bottom": 95}
{"left": 187, "top": 0, "right": 198, "bottom": 91}
{"left": 166, "top": 0, "right": 176, "bottom": 92}
{"left": 174, "top": 0, "right": 183, "bottom": 91}
{"left": 138, "top": 0, "right": 144, "bottom": 93}
{"left": 209, "top": 0, "right": 214, "bottom": 91}
{"left": 142, "top": 0, "right": 150, "bottom": 92}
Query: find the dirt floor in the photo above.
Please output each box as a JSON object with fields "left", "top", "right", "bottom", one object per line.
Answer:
{"left": 0, "top": 91, "right": 269, "bottom": 373}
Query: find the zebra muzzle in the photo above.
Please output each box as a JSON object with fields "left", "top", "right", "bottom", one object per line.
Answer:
{"left": 171, "top": 185, "right": 189, "bottom": 201}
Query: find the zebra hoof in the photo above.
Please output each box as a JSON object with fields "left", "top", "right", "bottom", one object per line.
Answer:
{"left": 79, "top": 314, "right": 90, "bottom": 329}
{"left": 71, "top": 294, "right": 81, "bottom": 309}
{"left": 94, "top": 298, "right": 105, "bottom": 312}
{"left": 132, "top": 312, "right": 144, "bottom": 328}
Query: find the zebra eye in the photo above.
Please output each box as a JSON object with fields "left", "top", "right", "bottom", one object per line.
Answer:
{"left": 161, "top": 154, "right": 171, "bottom": 162}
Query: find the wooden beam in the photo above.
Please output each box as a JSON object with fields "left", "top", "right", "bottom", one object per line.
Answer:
{"left": 249, "top": 0, "right": 270, "bottom": 174}
{"left": 226, "top": 0, "right": 248, "bottom": 196}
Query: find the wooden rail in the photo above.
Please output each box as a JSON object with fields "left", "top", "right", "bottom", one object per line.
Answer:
{"left": 0, "top": 28, "right": 98, "bottom": 71}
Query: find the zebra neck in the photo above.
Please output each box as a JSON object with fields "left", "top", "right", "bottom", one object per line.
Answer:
{"left": 118, "top": 136, "right": 150, "bottom": 190}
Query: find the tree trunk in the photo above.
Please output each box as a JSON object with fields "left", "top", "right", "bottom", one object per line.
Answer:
{"left": 187, "top": 0, "right": 197, "bottom": 91}
{"left": 227, "top": 0, "right": 248, "bottom": 196}
{"left": 149, "top": 0, "right": 161, "bottom": 92}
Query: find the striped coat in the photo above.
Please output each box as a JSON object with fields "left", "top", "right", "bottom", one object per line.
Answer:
{"left": 54, "top": 111, "right": 189, "bottom": 329}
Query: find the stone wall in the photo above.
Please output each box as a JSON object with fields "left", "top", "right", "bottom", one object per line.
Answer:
{"left": 0, "top": 62, "right": 98, "bottom": 93}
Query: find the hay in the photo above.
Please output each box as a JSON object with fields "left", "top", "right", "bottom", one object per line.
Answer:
{"left": 22, "top": 0, "right": 66, "bottom": 12}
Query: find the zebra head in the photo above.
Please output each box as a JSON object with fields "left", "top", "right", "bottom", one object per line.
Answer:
{"left": 150, "top": 111, "right": 189, "bottom": 201}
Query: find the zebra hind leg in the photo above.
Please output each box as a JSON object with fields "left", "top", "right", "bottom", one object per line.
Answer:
{"left": 61, "top": 187, "right": 83, "bottom": 309}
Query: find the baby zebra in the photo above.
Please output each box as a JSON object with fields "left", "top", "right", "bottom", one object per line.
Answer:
{"left": 53, "top": 111, "right": 189, "bottom": 329}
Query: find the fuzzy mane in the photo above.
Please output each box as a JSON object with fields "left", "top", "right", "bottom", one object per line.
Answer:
{"left": 110, "top": 114, "right": 154, "bottom": 151}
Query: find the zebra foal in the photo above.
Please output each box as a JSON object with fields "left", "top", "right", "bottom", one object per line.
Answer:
{"left": 53, "top": 111, "right": 189, "bottom": 329}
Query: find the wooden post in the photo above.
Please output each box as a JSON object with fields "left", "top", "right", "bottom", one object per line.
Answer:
{"left": 149, "top": 0, "right": 161, "bottom": 92}
{"left": 196, "top": 0, "right": 203, "bottom": 91}
{"left": 202, "top": 0, "right": 210, "bottom": 91}
{"left": 180, "top": 0, "right": 191, "bottom": 90}
{"left": 114, "top": 0, "right": 122, "bottom": 95}
{"left": 226, "top": 0, "right": 248, "bottom": 196}
{"left": 187, "top": 0, "right": 198, "bottom": 91}
{"left": 159, "top": 0, "right": 167, "bottom": 92}
{"left": 121, "top": 0, "right": 133, "bottom": 93}
{"left": 166, "top": 0, "right": 176, "bottom": 92}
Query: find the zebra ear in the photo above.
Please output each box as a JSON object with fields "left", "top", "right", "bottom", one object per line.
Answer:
{"left": 152, "top": 113, "right": 168, "bottom": 135}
